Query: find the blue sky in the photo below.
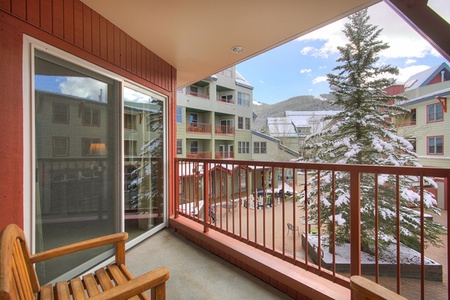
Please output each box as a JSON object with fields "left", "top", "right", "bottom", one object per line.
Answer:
{"left": 237, "top": 1, "right": 450, "bottom": 104}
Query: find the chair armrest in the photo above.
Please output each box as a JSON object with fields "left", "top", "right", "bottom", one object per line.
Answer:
{"left": 89, "top": 267, "right": 170, "bottom": 300}
{"left": 30, "top": 232, "right": 128, "bottom": 264}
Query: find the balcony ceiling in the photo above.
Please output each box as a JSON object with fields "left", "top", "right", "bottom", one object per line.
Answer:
{"left": 81, "top": 0, "right": 449, "bottom": 90}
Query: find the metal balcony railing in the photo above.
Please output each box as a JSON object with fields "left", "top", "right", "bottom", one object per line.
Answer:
{"left": 214, "top": 124, "right": 235, "bottom": 135}
{"left": 175, "top": 158, "right": 450, "bottom": 299}
{"left": 186, "top": 122, "right": 212, "bottom": 133}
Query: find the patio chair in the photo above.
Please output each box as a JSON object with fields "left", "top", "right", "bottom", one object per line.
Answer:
{"left": 0, "top": 224, "right": 170, "bottom": 300}
{"left": 287, "top": 223, "right": 300, "bottom": 237}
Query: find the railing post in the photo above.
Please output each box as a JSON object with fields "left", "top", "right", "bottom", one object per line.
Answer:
{"left": 175, "top": 159, "right": 179, "bottom": 218}
{"left": 350, "top": 169, "right": 361, "bottom": 276}
{"left": 203, "top": 162, "right": 210, "bottom": 233}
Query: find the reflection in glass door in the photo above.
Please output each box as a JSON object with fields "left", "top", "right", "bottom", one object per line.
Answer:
{"left": 34, "top": 50, "right": 120, "bottom": 283}
{"left": 123, "top": 87, "right": 165, "bottom": 240}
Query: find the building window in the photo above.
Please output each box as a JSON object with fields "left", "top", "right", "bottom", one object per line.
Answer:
{"left": 124, "top": 140, "right": 137, "bottom": 156}
{"left": 177, "top": 139, "right": 182, "bottom": 154}
{"left": 124, "top": 113, "right": 137, "bottom": 129}
{"left": 253, "top": 142, "right": 266, "bottom": 154}
{"left": 237, "top": 117, "right": 244, "bottom": 129}
{"left": 238, "top": 141, "right": 249, "bottom": 154}
{"left": 410, "top": 108, "right": 416, "bottom": 125}
{"left": 53, "top": 137, "right": 69, "bottom": 156}
{"left": 82, "top": 107, "right": 100, "bottom": 126}
{"left": 427, "top": 103, "right": 443, "bottom": 123}
{"left": 238, "top": 92, "right": 250, "bottom": 106}
{"left": 53, "top": 102, "right": 69, "bottom": 124}
{"left": 190, "top": 141, "right": 199, "bottom": 154}
{"left": 407, "top": 138, "right": 416, "bottom": 152}
{"left": 176, "top": 106, "right": 182, "bottom": 123}
{"left": 245, "top": 117, "right": 251, "bottom": 130}
{"left": 428, "top": 136, "right": 443, "bottom": 154}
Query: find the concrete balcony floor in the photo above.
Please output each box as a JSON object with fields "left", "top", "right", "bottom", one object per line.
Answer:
{"left": 126, "top": 228, "right": 293, "bottom": 299}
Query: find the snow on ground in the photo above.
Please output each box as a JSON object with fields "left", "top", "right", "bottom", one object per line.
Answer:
{"left": 307, "top": 235, "right": 440, "bottom": 265}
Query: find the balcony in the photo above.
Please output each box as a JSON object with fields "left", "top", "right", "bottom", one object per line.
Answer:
{"left": 215, "top": 124, "right": 235, "bottom": 135}
{"left": 186, "top": 151, "right": 212, "bottom": 159}
{"left": 187, "top": 122, "right": 212, "bottom": 134}
{"left": 215, "top": 151, "right": 234, "bottom": 159}
{"left": 172, "top": 158, "right": 450, "bottom": 299}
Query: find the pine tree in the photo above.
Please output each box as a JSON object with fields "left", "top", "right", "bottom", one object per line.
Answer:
{"left": 301, "top": 9, "right": 445, "bottom": 255}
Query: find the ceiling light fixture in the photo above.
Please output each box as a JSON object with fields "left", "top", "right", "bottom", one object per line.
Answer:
{"left": 231, "top": 45, "right": 245, "bottom": 54}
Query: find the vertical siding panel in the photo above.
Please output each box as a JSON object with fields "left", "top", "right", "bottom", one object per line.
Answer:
{"left": 52, "top": 0, "right": 64, "bottom": 38}
{"left": 126, "top": 35, "right": 132, "bottom": 72}
{"left": 99, "top": 16, "right": 107, "bottom": 60}
{"left": 40, "top": 0, "right": 53, "bottom": 32}
{"left": 63, "top": 0, "right": 74, "bottom": 43}
{"left": 120, "top": 30, "right": 126, "bottom": 69}
{"left": 11, "top": 0, "right": 26, "bottom": 19}
{"left": 73, "top": 0, "right": 83, "bottom": 47}
{"left": 0, "top": 0, "right": 11, "bottom": 12}
{"left": 148, "top": 51, "right": 154, "bottom": 84}
{"left": 144, "top": 49, "right": 151, "bottom": 82}
{"left": 136, "top": 43, "right": 142, "bottom": 78}
{"left": 113, "top": 26, "right": 121, "bottom": 66}
{"left": 83, "top": 4, "right": 92, "bottom": 52}
{"left": 107, "top": 22, "right": 115, "bottom": 63}
{"left": 131, "top": 39, "right": 137, "bottom": 74}
{"left": 26, "top": 0, "right": 40, "bottom": 26}
{"left": 155, "top": 53, "right": 161, "bottom": 87}
{"left": 91, "top": 10, "right": 100, "bottom": 57}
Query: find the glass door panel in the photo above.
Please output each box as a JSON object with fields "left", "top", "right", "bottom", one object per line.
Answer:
{"left": 34, "top": 50, "right": 120, "bottom": 283}
{"left": 124, "top": 87, "right": 165, "bottom": 240}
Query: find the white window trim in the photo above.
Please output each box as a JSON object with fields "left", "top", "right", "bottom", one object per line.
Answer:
{"left": 23, "top": 35, "right": 168, "bottom": 252}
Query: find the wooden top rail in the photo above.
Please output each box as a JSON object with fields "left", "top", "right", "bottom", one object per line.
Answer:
{"left": 350, "top": 276, "right": 407, "bottom": 300}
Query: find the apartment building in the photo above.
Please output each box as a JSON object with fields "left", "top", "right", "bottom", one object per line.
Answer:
{"left": 393, "top": 63, "right": 450, "bottom": 169}
{"left": 176, "top": 67, "right": 254, "bottom": 160}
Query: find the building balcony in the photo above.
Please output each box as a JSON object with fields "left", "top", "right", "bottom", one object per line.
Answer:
{"left": 215, "top": 124, "right": 235, "bottom": 135}
{"left": 172, "top": 158, "right": 450, "bottom": 299}
{"left": 186, "top": 151, "right": 212, "bottom": 159}
{"left": 186, "top": 90, "right": 210, "bottom": 99}
{"left": 187, "top": 122, "right": 212, "bottom": 134}
{"left": 215, "top": 151, "right": 234, "bottom": 159}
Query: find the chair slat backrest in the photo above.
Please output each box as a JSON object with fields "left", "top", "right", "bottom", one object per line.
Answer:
{"left": 0, "top": 224, "right": 40, "bottom": 300}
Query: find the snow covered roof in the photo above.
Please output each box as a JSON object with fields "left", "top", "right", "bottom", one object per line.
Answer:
{"left": 266, "top": 117, "right": 298, "bottom": 137}
{"left": 403, "top": 62, "right": 450, "bottom": 91}
{"left": 400, "top": 87, "right": 450, "bottom": 107}
{"left": 235, "top": 71, "right": 253, "bottom": 89}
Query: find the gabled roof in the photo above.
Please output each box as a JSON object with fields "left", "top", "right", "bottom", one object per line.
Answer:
{"left": 404, "top": 62, "right": 450, "bottom": 91}
{"left": 235, "top": 71, "right": 254, "bottom": 90}
{"left": 400, "top": 87, "right": 450, "bottom": 107}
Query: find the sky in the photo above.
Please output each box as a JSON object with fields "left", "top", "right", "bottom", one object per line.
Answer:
{"left": 237, "top": 1, "right": 450, "bottom": 105}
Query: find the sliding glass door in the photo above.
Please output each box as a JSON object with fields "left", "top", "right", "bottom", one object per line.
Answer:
{"left": 123, "top": 87, "right": 165, "bottom": 240}
{"left": 32, "top": 46, "right": 167, "bottom": 283}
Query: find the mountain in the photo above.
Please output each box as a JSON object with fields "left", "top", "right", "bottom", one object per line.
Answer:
{"left": 252, "top": 94, "right": 339, "bottom": 132}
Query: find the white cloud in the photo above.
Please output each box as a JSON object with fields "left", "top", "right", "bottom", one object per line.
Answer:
{"left": 405, "top": 59, "right": 416, "bottom": 65}
{"left": 312, "top": 76, "right": 327, "bottom": 84}
{"left": 60, "top": 77, "right": 108, "bottom": 102}
{"left": 396, "top": 65, "right": 431, "bottom": 84}
{"left": 297, "top": 2, "right": 444, "bottom": 61}
{"left": 300, "top": 69, "right": 312, "bottom": 74}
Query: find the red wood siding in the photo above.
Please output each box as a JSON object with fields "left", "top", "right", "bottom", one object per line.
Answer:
{"left": 0, "top": 0, "right": 177, "bottom": 231}
{"left": 0, "top": 0, "right": 174, "bottom": 92}
{"left": 0, "top": 21, "right": 25, "bottom": 230}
